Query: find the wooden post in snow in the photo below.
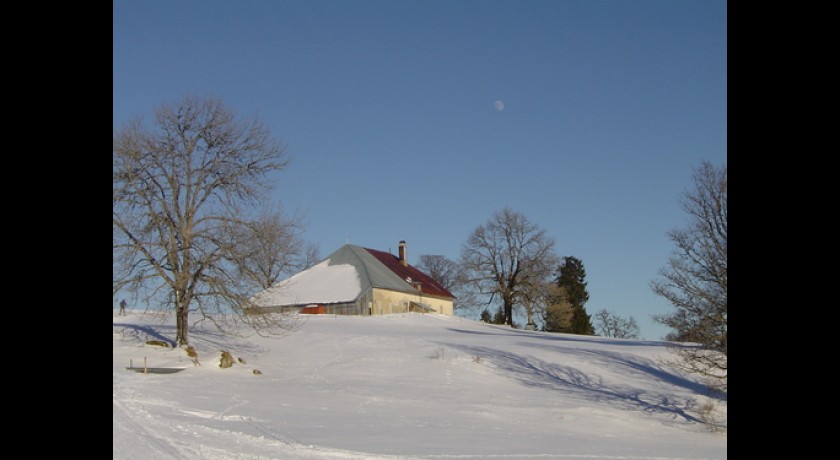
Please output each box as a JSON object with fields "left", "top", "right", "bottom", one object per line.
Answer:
{"left": 144, "top": 357, "right": 148, "bottom": 374}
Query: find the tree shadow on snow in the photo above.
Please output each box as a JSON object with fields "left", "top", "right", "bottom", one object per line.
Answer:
{"left": 439, "top": 342, "right": 708, "bottom": 424}
{"left": 113, "top": 321, "right": 263, "bottom": 357}
{"left": 113, "top": 322, "right": 178, "bottom": 348}
{"left": 445, "top": 326, "right": 688, "bottom": 349}
{"left": 186, "top": 325, "right": 265, "bottom": 357}
{"left": 518, "top": 341, "right": 726, "bottom": 402}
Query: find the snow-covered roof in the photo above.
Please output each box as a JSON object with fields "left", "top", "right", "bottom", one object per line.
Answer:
{"left": 250, "top": 257, "right": 362, "bottom": 306}
{"left": 251, "top": 244, "right": 448, "bottom": 308}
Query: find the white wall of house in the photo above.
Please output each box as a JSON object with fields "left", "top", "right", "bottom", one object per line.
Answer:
{"left": 370, "top": 288, "right": 454, "bottom": 315}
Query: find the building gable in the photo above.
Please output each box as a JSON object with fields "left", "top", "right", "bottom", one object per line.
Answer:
{"left": 364, "top": 247, "right": 454, "bottom": 299}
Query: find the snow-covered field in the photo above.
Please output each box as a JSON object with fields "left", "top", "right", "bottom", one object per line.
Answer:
{"left": 113, "top": 311, "right": 726, "bottom": 459}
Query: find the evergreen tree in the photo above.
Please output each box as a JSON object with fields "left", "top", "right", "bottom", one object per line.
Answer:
{"left": 554, "top": 256, "right": 595, "bottom": 335}
{"left": 570, "top": 304, "right": 595, "bottom": 335}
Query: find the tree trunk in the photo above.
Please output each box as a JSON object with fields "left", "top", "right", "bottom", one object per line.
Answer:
{"left": 176, "top": 303, "right": 189, "bottom": 346}
{"left": 504, "top": 300, "right": 513, "bottom": 326}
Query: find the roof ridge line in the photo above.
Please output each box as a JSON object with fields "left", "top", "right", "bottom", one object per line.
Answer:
{"left": 348, "top": 245, "right": 374, "bottom": 290}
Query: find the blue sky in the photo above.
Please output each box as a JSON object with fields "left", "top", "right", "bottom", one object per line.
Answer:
{"left": 113, "top": 0, "right": 726, "bottom": 340}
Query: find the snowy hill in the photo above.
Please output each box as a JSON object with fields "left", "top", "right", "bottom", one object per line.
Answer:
{"left": 113, "top": 311, "right": 727, "bottom": 459}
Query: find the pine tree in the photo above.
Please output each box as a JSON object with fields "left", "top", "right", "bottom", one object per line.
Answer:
{"left": 554, "top": 256, "right": 594, "bottom": 335}
{"left": 570, "top": 304, "right": 594, "bottom": 335}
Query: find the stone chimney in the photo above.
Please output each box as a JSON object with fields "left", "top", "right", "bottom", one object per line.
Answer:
{"left": 398, "top": 240, "right": 408, "bottom": 266}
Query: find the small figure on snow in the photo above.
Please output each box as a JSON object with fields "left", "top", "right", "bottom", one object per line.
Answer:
{"left": 119, "top": 299, "right": 127, "bottom": 316}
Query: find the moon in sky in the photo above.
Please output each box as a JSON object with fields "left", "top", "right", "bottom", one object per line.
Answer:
{"left": 494, "top": 100, "right": 504, "bottom": 111}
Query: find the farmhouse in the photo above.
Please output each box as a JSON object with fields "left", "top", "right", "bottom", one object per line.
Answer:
{"left": 249, "top": 241, "right": 455, "bottom": 315}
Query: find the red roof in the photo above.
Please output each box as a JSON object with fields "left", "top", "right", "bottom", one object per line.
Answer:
{"left": 364, "top": 247, "right": 455, "bottom": 299}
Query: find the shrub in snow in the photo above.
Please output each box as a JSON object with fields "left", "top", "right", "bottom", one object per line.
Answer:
{"left": 185, "top": 346, "right": 200, "bottom": 366}
{"left": 219, "top": 351, "right": 235, "bottom": 368}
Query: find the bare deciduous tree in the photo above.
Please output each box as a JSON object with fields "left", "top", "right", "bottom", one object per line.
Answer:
{"left": 416, "top": 254, "right": 460, "bottom": 292}
{"left": 651, "top": 160, "right": 727, "bottom": 389}
{"left": 229, "top": 205, "right": 320, "bottom": 290}
{"left": 459, "top": 208, "right": 559, "bottom": 326}
{"left": 542, "top": 284, "right": 574, "bottom": 332}
{"left": 593, "top": 309, "right": 640, "bottom": 339}
{"left": 113, "top": 96, "right": 300, "bottom": 347}
{"left": 519, "top": 279, "right": 554, "bottom": 330}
